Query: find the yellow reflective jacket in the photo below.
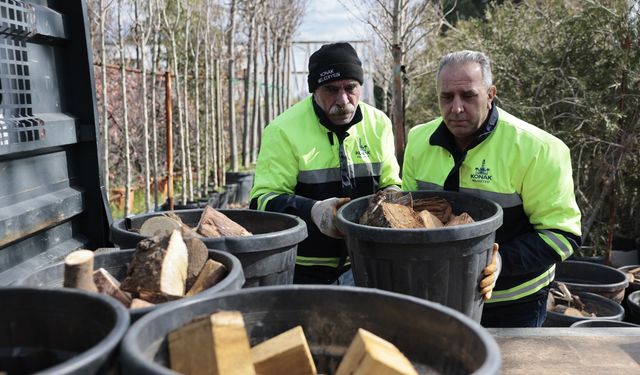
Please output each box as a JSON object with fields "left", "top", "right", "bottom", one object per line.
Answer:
{"left": 403, "top": 105, "right": 581, "bottom": 304}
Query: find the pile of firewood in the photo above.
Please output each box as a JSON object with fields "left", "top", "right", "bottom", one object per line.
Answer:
{"left": 169, "top": 310, "right": 419, "bottom": 375}
{"left": 135, "top": 206, "right": 253, "bottom": 238}
{"left": 63, "top": 230, "right": 228, "bottom": 309}
{"left": 359, "top": 191, "right": 474, "bottom": 229}
{"left": 547, "top": 282, "right": 596, "bottom": 318}
{"left": 624, "top": 267, "right": 640, "bottom": 287}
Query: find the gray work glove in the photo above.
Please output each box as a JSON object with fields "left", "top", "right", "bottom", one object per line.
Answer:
{"left": 311, "top": 197, "right": 351, "bottom": 239}
{"left": 480, "top": 243, "right": 502, "bottom": 300}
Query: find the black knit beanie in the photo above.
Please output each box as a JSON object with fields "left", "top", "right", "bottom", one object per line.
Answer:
{"left": 307, "top": 42, "right": 364, "bottom": 93}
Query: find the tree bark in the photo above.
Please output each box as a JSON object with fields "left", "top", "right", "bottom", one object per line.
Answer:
{"left": 227, "top": 0, "right": 238, "bottom": 172}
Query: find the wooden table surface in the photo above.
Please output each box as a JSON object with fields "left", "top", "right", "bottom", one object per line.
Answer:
{"left": 490, "top": 328, "right": 640, "bottom": 374}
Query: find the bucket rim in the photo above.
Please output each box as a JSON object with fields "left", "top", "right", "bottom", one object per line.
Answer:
{"left": 1, "top": 287, "right": 130, "bottom": 374}
{"left": 547, "top": 291, "right": 625, "bottom": 322}
{"left": 336, "top": 190, "right": 503, "bottom": 243}
{"left": 111, "top": 208, "right": 308, "bottom": 253}
{"left": 556, "top": 260, "right": 629, "bottom": 291}
{"left": 122, "top": 285, "right": 501, "bottom": 375}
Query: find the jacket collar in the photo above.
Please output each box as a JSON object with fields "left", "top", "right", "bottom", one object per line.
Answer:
{"left": 430, "top": 103, "right": 499, "bottom": 153}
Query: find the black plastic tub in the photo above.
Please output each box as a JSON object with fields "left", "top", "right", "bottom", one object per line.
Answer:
{"left": 336, "top": 190, "right": 503, "bottom": 322}
{"left": 555, "top": 261, "right": 629, "bottom": 303}
{"left": 111, "top": 209, "right": 307, "bottom": 287}
{"left": 120, "top": 286, "right": 501, "bottom": 375}
{"left": 0, "top": 287, "right": 129, "bottom": 375}
{"left": 225, "top": 171, "right": 254, "bottom": 205}
{"left": 571, "top": 319, "right": 640, "bottom": 328}
{"left": 627, "top": 290, "right": 640, "bottom": 324}
{"left": 544, "top": 292, "right": 625, "bottom": 327}
{"left": 13, "top": 249, "right": 244, "bottom": 322}
{"left": 618, "top": 265, "right": 640, "bottom": 296}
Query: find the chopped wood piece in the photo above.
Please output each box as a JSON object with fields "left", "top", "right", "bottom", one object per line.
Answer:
{"left": 445, "top": 212, "right": 475, "bottom": 226}
{"left": 382, "top": 202, "right": 423, "bottom": 229}
{"left": 250, "top": 326, "right": 316, "bottom": 375}
{"left": 120, "top": 230, "right": 189, "bottom": 297}
{"left": 138, "top": 291, "right": 184, "bottom": 304}
{"left": 197, "top": 206, "right": 252, "bottom": 237}
{"left": 417, "top": 210, "right": 443, "bottom": 229}
{"left": 186, "top": 259, "right": 228, "bottom": 296}
{"left": 93, "top": 268, "right": 132, "bottom": 307}
{"left": 183, "top": 236, "right": 209, "bottom": 290}
{"left": 63, "top": 249, "right": 98, "bottom": 293}
{"left": 564, "top": 307, "right": 585, "bottom": 317}
{"left": 412, "top": 197, "right": 452, "bottom": 223}
{"left": 359, "top": 191, "right": 413, "bottom": 226}
{"left": 335, "top": 328, "right": 418, "bottom": 375}
{"left": 168, "top": 311, "right": 256, "bottom": 375}
{"left": 139, "top": 216, "right": 183, "bottom": 237}
{"left": 130, "top": 298, "right": 155, "bottom": 309}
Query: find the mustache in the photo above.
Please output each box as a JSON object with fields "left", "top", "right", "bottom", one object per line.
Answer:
{"left": 329, "top": 103, "right": 356, "bottom": 116}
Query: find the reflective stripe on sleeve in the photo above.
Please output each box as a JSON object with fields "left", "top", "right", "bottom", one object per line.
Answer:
{"left": 486, "top": 264, "right": 556, "bottom": 303}
{"left": 539, "top": 229, "right": 574, "bottom": 260}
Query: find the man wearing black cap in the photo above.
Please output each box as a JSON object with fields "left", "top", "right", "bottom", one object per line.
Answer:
{"left": 249, "top": 42, "right": 402, "bottom": 284}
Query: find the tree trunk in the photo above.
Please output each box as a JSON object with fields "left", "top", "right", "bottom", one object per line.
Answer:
{"left": 215, "top": 59, "right": 225, "bottom": 186}
{"left": 203, "top": 1, "right": 211, "bottom": 196}
{"left": 263, "top": 21, "right": 271, "bottom": 126}
{"left": 99, "top": 0, "right": 109, "bottom": 196}
{"left": 194, "top": 16, "right": 202, "bottom": 199}
{"left": 227, "top": 0, "right": 238, "bottom": 172}
{"left": 182, "top": 6, "right": 193, "bottom": 202}
{"left": 151, "top": 10, "right": 161, "bottom": 210}
{"left": 251, "top": 22, "right": 261, "bottom": 164}
{"left": 242, "top": 6, "right": 256, "bottom": 169}
{"left": 391, "top": 0, "right": 405, "bottom": 166}
{"left": 118, "top": 0, "right": 132, "bottom": 217}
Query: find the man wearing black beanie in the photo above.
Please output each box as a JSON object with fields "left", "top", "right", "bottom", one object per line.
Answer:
{"left": 249, "top": 42, "right": 402, "bottom": 285}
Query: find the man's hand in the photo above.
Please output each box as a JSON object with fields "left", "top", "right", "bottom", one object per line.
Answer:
{"left": 480, "top": 243, "right": 501, "bottom": 300}
{"left": 311, "top": 197, "right": 351, "bottom": 239}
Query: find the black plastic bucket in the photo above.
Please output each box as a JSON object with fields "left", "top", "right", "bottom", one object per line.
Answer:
{"left": 225, "top": 171, "right": 254, "bottom": 205}
{"left": 120, "top": 286, "right": 501, "bottom": 375}
{"left": 571, "top": 319, "right": 640, "bottom": 328}
{"left": 0, "top": 287, "right": 129, "bottom": 374}
{"left": 544, "top": 292, "right": 625, "bottom": 327}
{"left": 336, "top": 190, "right": 503, "bottom": 322}
{"left": 618, "top": 265, "right": 640, "bottom": 295}
{"left": 224, "top": 183, "right": 238, "bottom": 205}
{"left": 111, "top": 209, "right": 307, "bottom": 287}
{"left": 13, "top": 249, "right": 244, "bottom": 322}
{"left": 627, "top": 290, "right": 640, "bottom": 324}
{"left": 555, "top": 261, "right": 629, "bottom": 303}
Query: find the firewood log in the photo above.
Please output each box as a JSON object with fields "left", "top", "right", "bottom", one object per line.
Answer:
{"left": 93, "top": 268, "right": 132, "bottom": 307}
{"left": 382, "top": 202, "right": 423, "bottom": 229}
{"left": 183, "top": 236, "right": 209, "bottom": 290}
{"left": 120, "top": 230, "right": 189, "bottom": 297}
{"left": 196, "top": 206, "right": 252, "bottom": 237}
{"left": 412, "top": 197, "right": 453, "bottom": 223}
{"left": 445, "top": 212, "right": 475, "bottom": 226}
{"left": 186, "top": 259, "right": 228, "bottom": 296}
{"left": 63, "top": 250, "right": 98, "bottom": 292}
{"left": 417, "top": 210, "right": 444, "bottom": 228}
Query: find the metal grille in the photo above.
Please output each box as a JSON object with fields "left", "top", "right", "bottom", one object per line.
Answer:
{"left": 0, "top": 0, "right": 41, "bottom": 146}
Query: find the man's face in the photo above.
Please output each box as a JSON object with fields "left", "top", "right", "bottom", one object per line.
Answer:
{"left": 313, "top": 79, "right": 361, "bottom": 125}
{"left": 438, "top": 62, "right": 496, "bottom": 148}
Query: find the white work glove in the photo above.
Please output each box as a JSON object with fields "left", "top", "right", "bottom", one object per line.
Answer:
{"left": 480, "top": 243, "right": 502, "bottom": 300}
{"left": 311, "top": 197, "right": 351, "bottom": 239}
{"left": 382, "top": 185, "right": 401, "bottom": 192}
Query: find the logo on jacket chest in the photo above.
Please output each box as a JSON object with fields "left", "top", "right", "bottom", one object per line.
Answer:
{"left": 470, "top": 159, "right": 492, "bottom": 183}
{"left": 355, "top": 139, "right": 371, "bottom": 159}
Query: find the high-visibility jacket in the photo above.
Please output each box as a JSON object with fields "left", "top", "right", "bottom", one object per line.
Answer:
{"left": 250, "top": 96, "right": 401, "bottom": 276}
{"left": 402, "top": 105, "right": 581, "bottom": 304}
